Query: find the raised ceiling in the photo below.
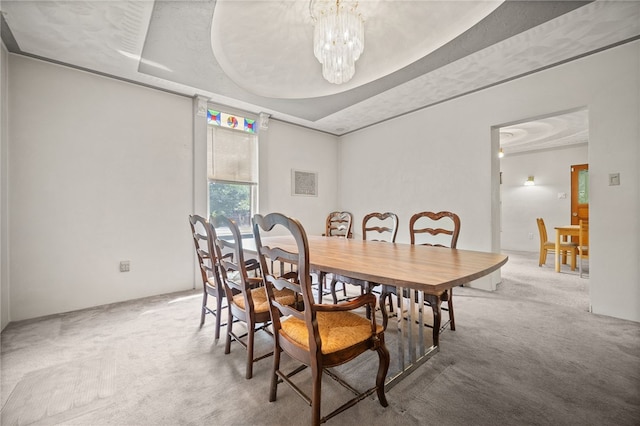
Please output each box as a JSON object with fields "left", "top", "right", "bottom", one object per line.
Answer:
{"left": 2, "top": 1, "right": 639, "bottom": 139}
{"left": 499, "top": 109, "right": 589, "bottom": 155}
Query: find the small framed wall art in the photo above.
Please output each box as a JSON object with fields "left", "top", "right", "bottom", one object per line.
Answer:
{"left": 291, "top": 169, "right": 318, "bottom": 197}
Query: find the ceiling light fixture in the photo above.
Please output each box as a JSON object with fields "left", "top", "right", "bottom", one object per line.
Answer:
{"left": 311, "top": 0, "right": 364, "bottom": 84}
{"left": 524, "top": 176, "right": 535, "bottom": 186}
{"left": 498, "top": 148, "right": 505, "bottom": 158}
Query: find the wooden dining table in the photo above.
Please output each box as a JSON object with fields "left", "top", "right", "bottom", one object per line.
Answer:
{"left": 554, "top": 225, "right": 579, "bottom": 272}
{"left": 253, "top": 235, "right": 508, "bottom": 389}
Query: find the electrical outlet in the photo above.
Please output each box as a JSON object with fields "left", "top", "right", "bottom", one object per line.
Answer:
{"left": 120, "top": 261, "right": 130, "bottom": 272}
{"left": 528, "top": 232, "right": 534, "bottom": 240}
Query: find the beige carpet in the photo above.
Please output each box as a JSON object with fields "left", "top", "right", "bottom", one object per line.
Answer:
{"left": 2, "top": 355, "right": 116, "bottom": 425}
{"left": 1, "top": 250, "right": 638, "bottom": 425}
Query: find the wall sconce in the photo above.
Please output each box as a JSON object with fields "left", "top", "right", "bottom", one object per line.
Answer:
{"left": 524, "top": 176, "right": 535, "bottom": 186}
{"left": 498, "top": 148, "right": 504, "bottom": 158}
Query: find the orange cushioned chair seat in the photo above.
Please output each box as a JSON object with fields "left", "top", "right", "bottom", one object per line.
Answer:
{"left": 281, "top": 311, "right": 383, "bottom": 354}
{"left": 233, "top": 287, "right": 296, "bottom": 313}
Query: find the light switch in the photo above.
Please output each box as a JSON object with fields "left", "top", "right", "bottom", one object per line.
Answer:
{"left": 557, "top": 192, "right": 567, "bottom": 199}
{"left": 609, "top": 173, "right": 620, "bottom": 186}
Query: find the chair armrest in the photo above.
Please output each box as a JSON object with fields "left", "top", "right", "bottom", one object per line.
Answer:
{"left": 245, "top": 258, "right": 260, "bottom": 269}
{"left": 244, "top": 258, "right": 261, "bottom": 277}
{"left": 247, "top": 276, "right": 263, "bottom": 289}
{"left": 314, "top": 293, "right": 376, "bottom": 312}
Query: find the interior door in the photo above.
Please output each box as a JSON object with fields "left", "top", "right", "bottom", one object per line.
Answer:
{"left": 571, "top": 164, "right": 589, "bottom": 225}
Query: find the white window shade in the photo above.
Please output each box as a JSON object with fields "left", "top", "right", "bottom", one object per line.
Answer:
{"left": 208, "top": 126, "right": 258, "bottom": 184}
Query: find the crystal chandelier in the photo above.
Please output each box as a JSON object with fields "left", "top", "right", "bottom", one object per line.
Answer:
{"left": 311, "top": 0, "right": 364, "bottom": 84}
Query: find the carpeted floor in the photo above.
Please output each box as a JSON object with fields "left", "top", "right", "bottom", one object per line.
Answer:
{"left": 1, "top": 250, "right": 638, "bottom": 425}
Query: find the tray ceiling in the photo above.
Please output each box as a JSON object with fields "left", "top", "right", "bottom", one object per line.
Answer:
{"left": 2, "top": 0, "right": 639, "bottom": 141}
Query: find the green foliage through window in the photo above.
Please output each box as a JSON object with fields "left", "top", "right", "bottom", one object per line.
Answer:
{"left": 578, "top": 169, "right": 589, "bottom": 204}
{"left": 209, "top": 181, "right": 253, "bottom": 232}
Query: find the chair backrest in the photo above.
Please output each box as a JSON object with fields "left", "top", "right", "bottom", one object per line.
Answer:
{"left": 536, "top": 217, "right": 549, "bottom": 244}
{"left": 362, "top": 212, "right": 399, "bottom": 243}
{"left": 211, "top": 215, "right": 253, "bottom": 303}
{"left": 189, "top": 214, "right": 219, "bottom": 286}
{"left": 409, "top": 211, "right": 461, "bottom": 248}
{"left": 253, "top": 213, "right": 315, "bottom": 349}
{"left": 325, "top": 211, "right": 353, "bottom": 238}
{"left": 579, "top": 219, "right": 589, "bottom": 247}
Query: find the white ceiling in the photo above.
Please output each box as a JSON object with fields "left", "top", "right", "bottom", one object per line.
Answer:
{"left": 211, "top": 1, "right": 503, "bottom": 98}
{"left": 2, "top": 0, "right": 639, "bottom": 148}
{"left": 499, "top": 109, "right": 589, "bottom": 155}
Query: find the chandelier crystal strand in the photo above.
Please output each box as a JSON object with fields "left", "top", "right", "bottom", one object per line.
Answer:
{"left": 312, "top": 0, "right": 364, "bottom": 84}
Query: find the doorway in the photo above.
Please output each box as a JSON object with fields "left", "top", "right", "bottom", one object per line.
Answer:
{"left": 494, "top": 108, "right": 590, "bottom": 310}
{"left": 497, "top": 109, "right": 588, "bottom": 252}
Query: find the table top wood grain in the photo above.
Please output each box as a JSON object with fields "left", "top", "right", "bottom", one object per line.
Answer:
{"left": 255, "top": 235, "right": 508, "bottom": 294}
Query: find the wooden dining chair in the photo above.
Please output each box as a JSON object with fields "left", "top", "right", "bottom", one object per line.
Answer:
{"left": 189, "top": 214, "right": 225, "bottom": 339}
{"left": 211, "top": 215, "right": 296, "bottom": 379}
{"left": 381, "top": 211, "right": 460, "bottom": 332}
{"left": 411, "top": 211, "right": 460, "bottom": 331}
{"left": 314, "top": 211, "right": 354, "bottom": 302}
{"left": 578, "top": 219, "right": 589, "bottom": 278}
{"left": 325, "top": 211, "right": 353, "bottom": 238}
{"left": 536, "top": 218, "right": 577, "bottom": 269}
{"left": 330, "top": 212, "right": 399, "bottom": 308}
{"left": 253, "top": 212, "right": 389, "bottom": 426}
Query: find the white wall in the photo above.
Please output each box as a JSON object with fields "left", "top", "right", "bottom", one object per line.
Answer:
{"left": 340, "top": 41, "right": 640, "bottom": 322}
{"left": 588, "top": 42, "right": 640, "bottom": 322}
{"left": 8, "top": 56, "right": 194, "bottom": 321}
{"left": 340, "top": 97, "right": 493, "bottom": 249}
{"left": 339, "top": 95, "right": 502, "bottom": 291}
{"left": 258, "top": 120, "right": 339, "bottom": 235}
{"left": 4, "top": 41, "right": 638, "bottom": 324}
{"left": 501, "top": 144, "right": 589, "bottom": 252}
{"left": 5, "top": 56, "right": 339, "bottom": 324}
{"left": 1, "top": 42, "right": 8, "bottom": 330}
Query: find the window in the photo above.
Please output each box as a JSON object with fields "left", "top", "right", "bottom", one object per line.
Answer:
{"left": 207, "top": 109, "right": 258, "bottom": 235}
{"left": 578, "top": 168, "right": 589, "bottom": 204}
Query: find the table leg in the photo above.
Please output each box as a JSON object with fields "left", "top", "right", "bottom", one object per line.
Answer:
{"left": 383, "top": 287, "right": 440, "bottom": 391}
{"left": 555, "top": 229, "right": 561, "bottom": 272}
{"left": 570, "top": 250, "right": 576, "bottom": 270}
